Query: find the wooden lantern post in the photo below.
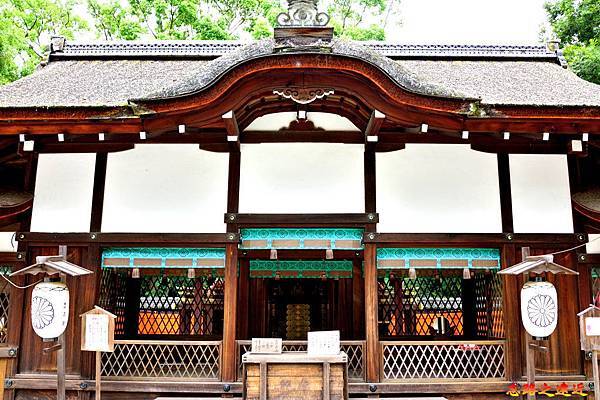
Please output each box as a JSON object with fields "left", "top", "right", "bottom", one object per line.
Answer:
{"left": 9, "top": 245, "right": 93, "bottom": 400}
{"left": 80, "top": 306, "right": 116, "bottom": 400}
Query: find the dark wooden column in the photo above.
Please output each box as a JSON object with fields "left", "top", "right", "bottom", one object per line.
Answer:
{"left": 222, "top": 242, "right": 239, "bottom": 381}
{"left": 497, "top": 153, "right": 514, "bottom": 233}
{"left": 500, "top": 244, "right": 522, "bottom": 380}
{"left": 222, "top": 111, "right": 241, "bottom": 381}
{"left": 364, "top": 110, "right": 383, "bottom": 216}
{"left": 90, "top": 152, "right": 107, "bottom": 232}
{"left": 81, "top": 152, "right": 108, "bottom": 383}
{"left": 364, "top": 243, "right": 380, "bottom": 382}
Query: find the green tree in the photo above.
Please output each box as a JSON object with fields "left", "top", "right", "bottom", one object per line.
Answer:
{"left": 327, "top": 0, "right": 396, "bottom": 40}
{"left": 545, "top": 0, "right": 600, "bottom": 84}
{"left": 0, "top": 0, "right": 87, "bottom": 83}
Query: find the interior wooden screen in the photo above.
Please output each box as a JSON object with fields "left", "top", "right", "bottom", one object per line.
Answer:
{"left": 376, "top": 248, "right": 503, "bottom": 339}
{"left": 98, "top": 247, "right": 226, "bottom": 339}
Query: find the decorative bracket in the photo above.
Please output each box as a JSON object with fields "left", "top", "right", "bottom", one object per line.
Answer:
{"left": 277, "top": 0, "right": 330, "bottom": 27}
{"left": 273, "top": 87, "right": 334, "bottom": 105}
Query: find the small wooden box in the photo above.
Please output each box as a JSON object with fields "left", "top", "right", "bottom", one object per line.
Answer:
{"left": 242, "top": 352, "right": 348, "bottom": 400}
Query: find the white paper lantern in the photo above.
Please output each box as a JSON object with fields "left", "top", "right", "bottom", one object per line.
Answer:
{"left": 31, "top": 281, "right": 69, "bottom": 339}
{"left": 521, "top": 280, "right": 558, "bottom": 339}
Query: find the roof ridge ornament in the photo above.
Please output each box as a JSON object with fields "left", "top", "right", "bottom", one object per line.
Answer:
{"left": 273, "top": 0, "right": 333, "bottom": 50}
{"left": 277, "top": 0, "right": 330, "bottom": 27}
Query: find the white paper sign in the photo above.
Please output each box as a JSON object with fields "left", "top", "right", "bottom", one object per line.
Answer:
{"left": 307, "top": 330, "right": 340, "bottom": 356}
{"left": 251, "top": 338, "right": 282, "bottom": 354}
{"left": 586, "top": 317, "right": 600, "bottom": 336}
{"left": 83, "top": 314, "right": 110, "bottom": 352}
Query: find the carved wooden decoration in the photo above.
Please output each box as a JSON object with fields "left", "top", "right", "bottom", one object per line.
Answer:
{"left": 273, "top": 87, "right": 334, "bottom": 104}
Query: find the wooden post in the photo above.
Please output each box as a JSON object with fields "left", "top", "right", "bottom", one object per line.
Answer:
{"left": 593, "top": 350, "right": 600, "bottom": 400}
{"left": 497, "top": 153, "right": 514, "bottom": 233}
{"left": 364, "top": 243, "right": 379, "bottom": 382}
{"left": 222, "top": 243, "right": 239, "bottom": 381}
{"left": 57, "top": 271, "right": 67, "bottom": 400}
{"left": 501, "top": 244, "right": 522, "bottom": 380}
{"left": 95, "top": 351, "right": 101, "bottom": 400}
{"left": 521, "top": 246, "right": 536, "bottom": 400}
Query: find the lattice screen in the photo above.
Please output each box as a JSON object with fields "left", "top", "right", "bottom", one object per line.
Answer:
{"left": 98, "top": 269, "right": 127, "bottom": 336}
{"left": 0, "top": 266, "right": 10, "bottom": 343}
{"left": 98, "top": 269, "right": 224, "bottom": 337}
{"left": 474, "top": 271, "right": 504, "bottom": 338}
{"left": 378, "top": 269, "right": 504, "bottom": 338}
{"left": 592, "top": 268, "right": 600, "bottom": 306}
{"left": 378, "top": 270, "right": 463, "bottom": 337}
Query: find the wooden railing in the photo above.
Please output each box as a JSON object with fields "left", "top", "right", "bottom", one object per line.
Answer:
{"left": 380, "top": 340, "right": 506, "bottom": 381}
{"left": 236, "top": 340, "right": 366, "bottom": 381}
{"left": 101, "top": 340, "right": 222, "bottom": 380}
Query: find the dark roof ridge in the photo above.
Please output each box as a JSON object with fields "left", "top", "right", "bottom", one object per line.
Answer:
{"left": 48, "top": 37, "right": 565, "bottom": 65}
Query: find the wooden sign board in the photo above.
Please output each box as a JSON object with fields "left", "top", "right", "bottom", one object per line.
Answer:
{"left": 251, "top": 338, "right": 282, "bottom": 354}
{"left": 80, "top": 306, "right": 116, "bottom": 353}
{"left": 307, "top": 330, "right": 340, "bottom": 356}
{"left": 586, "top": 317, "right": 600, "bottom": 336}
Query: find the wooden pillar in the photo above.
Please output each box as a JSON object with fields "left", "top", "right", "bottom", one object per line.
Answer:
{"left": 364, "top": 149, "right": 376, "bottom": 214}
{"left": 222, "top": 243, "right": 239, "bottom": 382}
{"left": 79, "top": 152, "right": 108, "bottom": 384}
{"left": 237, "top": 259, "right": 249, "bottom": 340}
{"left": 352, "top": 259, "right": 364, "bottom": 340}
{"left": 90, "top": 153, "right": 107, "bottom": 232}
{"left": 497, "top": 153, "right": 514, "bottom": 233}
{"left": 364, "top": 243, "right": 379, "bottom": 382}
{"left": 501, "top": 244, "right": 522, "bottom": 380}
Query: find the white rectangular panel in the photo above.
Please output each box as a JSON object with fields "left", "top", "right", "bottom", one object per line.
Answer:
{"left": 510, "top": 154, "right": 573, "bottom": 233}
{"left": 377, "top": 144, "right": 502, "bottom": 233}
{"left": 30, "top": 153, "right": 96, "bottom": 232}
{"left": 102, "top": 145, "right": 228, "bottom": 233}
{"left": 587, "top": 234, "right": 600, "bottom": 254}
{"left": 239, "top": 143, "right": 364, "bottom": 213}
{"left": 0, "top": 232, "right": 16, "bottom": 252}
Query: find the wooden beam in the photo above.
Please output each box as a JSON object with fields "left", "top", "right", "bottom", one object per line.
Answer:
{"left": 497, "top": 153, "right": 514, "bottom": 233}
{"left": 89, "top": 153, "right": 107, "bottom": 232}
{"left": 222, "top": 242, "right": 239, "bottom": 382}
{"left": 15, "top": 232, "right": 239, "bottom": 245}
{"left": 364, "top": 243, "right": 379, "bottom": 382}
{"left": 225, "top": 213, "right": 379, "bottom": 226}
{"left": 364, "top": 232, "right": 588, "bottom": 246}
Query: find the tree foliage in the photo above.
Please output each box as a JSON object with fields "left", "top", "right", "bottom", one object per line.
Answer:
{"left": 0, "top": 0, "right": 87, "bottom": 83}
{"left": 0, "top": 0, "right": 400, "bottom": 84}
{"left": 545, "top": 0, "right": 600, "bottom": 84}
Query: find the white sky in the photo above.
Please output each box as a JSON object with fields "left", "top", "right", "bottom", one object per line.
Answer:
{"left": 387, "top": 0, "right": 549, "bottom": 44}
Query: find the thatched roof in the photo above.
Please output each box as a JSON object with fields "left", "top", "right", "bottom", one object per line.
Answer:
{"left": 0, "top": 39, "right": 598, "bottom": 109}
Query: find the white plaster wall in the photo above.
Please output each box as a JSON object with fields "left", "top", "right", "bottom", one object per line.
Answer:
{"left": 509, "top": 154, "right": 573, "bottom": 233}
{"left": 30, "top": 153, "right": 96, "bottom": 232}
{"left": 102, "top": 144, "right": 228, "bottom": 233}
{"left": 587, "top": 234, "right": 600, "bottom": 254}
{"left": 245, "top": 112, "right": 360, "bottom": 131}
{"left": 0, "top": 232, "right": 16, "bottom": 252}
{"left": 239, "top": 143, "right": 364, "bottom": 213}
{"left": 377, "top": 144, "right": 502, "bottom": 233}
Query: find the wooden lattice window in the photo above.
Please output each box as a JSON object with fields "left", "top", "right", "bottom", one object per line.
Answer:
{"left": 592, "top": 267, "right": 600, "bottom": 306}
{"left": 378, "top": 269, "right": 503, "bottom": 339}
{"left": 0, "top": 266, "right": 10, "bottom": 343}
{"left": 98, "top": 269, "right": 224, "bottom": 338}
